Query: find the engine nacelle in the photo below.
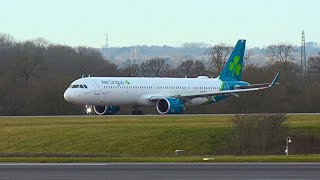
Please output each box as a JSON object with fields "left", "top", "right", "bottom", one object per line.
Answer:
{"left": 156, "top": 98, "right": 184, "bottom": 114}
{"left": 93, "top": 106, "right": 120, "bottom": 115}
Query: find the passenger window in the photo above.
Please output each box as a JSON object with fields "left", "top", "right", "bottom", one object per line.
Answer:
{"left": 80, "top": 85, "right": 84, "bottom": 88}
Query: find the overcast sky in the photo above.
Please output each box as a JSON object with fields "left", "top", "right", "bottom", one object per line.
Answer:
{"left": 1, "top": 0, "right": 319, "bottom": 47}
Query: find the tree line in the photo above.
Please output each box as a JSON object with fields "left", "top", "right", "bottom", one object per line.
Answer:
{"left": 0, "top": 33, "right": 319, "bottom": 115}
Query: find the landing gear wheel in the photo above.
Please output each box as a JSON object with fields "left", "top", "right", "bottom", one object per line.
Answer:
{"left": 132, "top": 110, "right": 143, "bottom": 115}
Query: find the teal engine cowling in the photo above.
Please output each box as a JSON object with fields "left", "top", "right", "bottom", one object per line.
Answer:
{"left": 93, "top": 106, "right": 120, "bottom": 115}
{"left": 156, "top": 98, "right": 184, "bottom": 114}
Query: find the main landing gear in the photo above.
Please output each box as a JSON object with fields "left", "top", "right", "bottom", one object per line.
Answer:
{"left": 132, "top": 110, "right": 144, "bottom": 115}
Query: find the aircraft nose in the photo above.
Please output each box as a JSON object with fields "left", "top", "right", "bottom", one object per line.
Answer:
{"left": 64, "top": 89, "right": 73, "bottom": 103}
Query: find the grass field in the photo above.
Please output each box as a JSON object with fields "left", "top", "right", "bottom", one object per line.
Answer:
{"left": 0, "top": 115, "right": 319, "bottom": 162}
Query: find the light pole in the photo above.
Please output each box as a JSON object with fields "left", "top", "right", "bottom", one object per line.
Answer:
{"left": 285, "top": 136, "right": 292, "bottom": 156}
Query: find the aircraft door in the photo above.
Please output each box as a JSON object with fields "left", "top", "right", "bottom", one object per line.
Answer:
{"left": 93, "top": 80, "right": 101, "bottom": 95}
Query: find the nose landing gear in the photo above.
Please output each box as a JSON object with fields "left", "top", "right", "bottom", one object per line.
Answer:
{"left": 85, "top": 105, "right": 92, "bottom": 115}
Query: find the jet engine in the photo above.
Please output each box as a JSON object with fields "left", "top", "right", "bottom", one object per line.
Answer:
{"left": 93, "top": 106, "right": 120, "bottom": 115}
{"left": 156, "top": 98, "right": 184, "bottom": 114}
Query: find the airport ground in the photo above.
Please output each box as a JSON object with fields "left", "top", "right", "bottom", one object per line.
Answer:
{"left": 0, "top": 114, "right": 319, "bottom": 162}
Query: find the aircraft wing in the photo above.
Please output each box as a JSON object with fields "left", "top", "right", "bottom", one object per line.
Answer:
{"left": 149, "top": 72, "right": 280, "bottom": 101}
{"left": 234, "top": 73, "right": 280, "bottom": 89}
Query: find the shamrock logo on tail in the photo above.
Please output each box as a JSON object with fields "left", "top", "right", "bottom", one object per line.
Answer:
{"left": 228, "top": 56, "right": 241, "bottom": 77}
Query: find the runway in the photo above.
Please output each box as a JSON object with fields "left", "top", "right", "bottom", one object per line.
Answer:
{"left": 1, "top": 163, "right": 320, "bottom": 180}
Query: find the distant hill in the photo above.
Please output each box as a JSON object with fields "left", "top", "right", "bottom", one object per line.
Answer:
{"left": 100, "top": 42, "right": 320, "bottom": 67}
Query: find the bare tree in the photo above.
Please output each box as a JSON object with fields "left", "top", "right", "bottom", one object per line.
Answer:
{"left": 267, "top": 43, "right": 294, "bottom": 71}
{"left": 308, "top": 55, "right": 320, "bottom": 73}
{"left": 176, "top": 60, "right": 207, "bottom": 77}
{"left": 244, "top": 50, "right": 253, "bottom": 61}
{"left": 192, "top": 60, "right": 206, "bottom": 76}
{"left": 122, "top": 64, "right": 140, "bottom": 77}
{"left": 75, "top": 46, "right": 105, "bottom": 76}
{"left": 0, "top": 33, "right": 15, "bottom": 53}
{"left": 241, "top": 49, "right": 254, "bottom": 71}
{"left": 176, "top": 60, "right": 194, "bottom": 77}
{"left": 16, "top": 53, "right": 42, "bottom": 88}
{"left": 76, "top": 46, "right": 103, "bottom": 58}
{"left": 206, "top": 44, "right": 232, "bottom": 74}
{"left": 139, "top": 58, "right": 170, "bottom": 77}
{"left": 10, "top": 40, "right": 46, "bottom": 88}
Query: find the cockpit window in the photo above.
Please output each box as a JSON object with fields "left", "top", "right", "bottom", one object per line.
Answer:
{"left": 69, "top": 84, "right": 87, "bottom": 88}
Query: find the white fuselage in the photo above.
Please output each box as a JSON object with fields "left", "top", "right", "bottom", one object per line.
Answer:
{"left": 64, "top": 76, "right": 223, "bottom": 107}
{"left": 63, "top": 39, "right": 279, "bottom": 115}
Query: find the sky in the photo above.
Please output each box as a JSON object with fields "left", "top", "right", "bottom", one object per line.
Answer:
{"left": 0, "top": 0, "right": 319, "bottom": 48}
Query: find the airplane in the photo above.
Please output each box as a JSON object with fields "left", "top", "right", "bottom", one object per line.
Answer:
{"left": 64, "top": 39, "right": 280, "bottom": 115}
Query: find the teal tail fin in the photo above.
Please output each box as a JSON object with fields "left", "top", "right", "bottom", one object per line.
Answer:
{"left": 219, "top": 39, "right": 246, "bottom": 81}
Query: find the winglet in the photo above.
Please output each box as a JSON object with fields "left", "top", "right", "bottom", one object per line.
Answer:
{"left": 270, "top": 72, "right": 280, "bottom": 87}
